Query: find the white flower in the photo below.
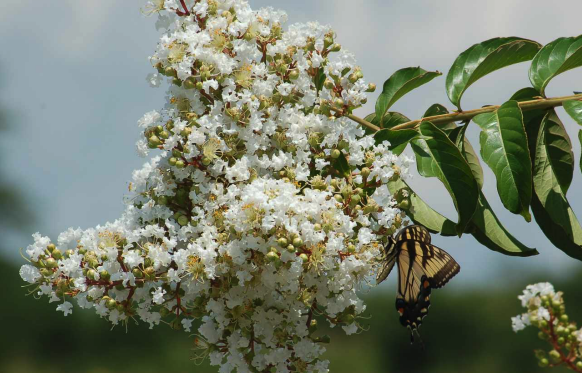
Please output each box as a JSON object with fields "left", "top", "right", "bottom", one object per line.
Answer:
{"left": 19, "top": 265, "right": 41, "bottom": 284}
{"left": 152, "top": 287, "right": 166, "bottom": 305}
{"left": 56, "top": 301, "right": 73, "bottom": 316}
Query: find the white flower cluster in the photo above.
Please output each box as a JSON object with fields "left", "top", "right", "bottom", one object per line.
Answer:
{"left": 20, "top": 1, "right": 412, "bottom": 372}
{"left": 511, "top": 283, "right": 582, "bottom": 367}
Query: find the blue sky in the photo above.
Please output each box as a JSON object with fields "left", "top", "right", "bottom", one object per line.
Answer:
{"left": 1, "top": 0, "right": 581, "bottom": 289}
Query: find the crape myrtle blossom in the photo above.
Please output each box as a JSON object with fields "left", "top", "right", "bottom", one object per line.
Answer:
{"left": 20, "top": 1, "right": 414, "bottom": 372}
{"left": 512, "top": 283, "right": 582, "bottom": 370}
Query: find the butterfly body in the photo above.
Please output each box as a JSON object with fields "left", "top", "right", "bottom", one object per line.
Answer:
{"left": 377, "top": 225, "right": 460, "bottom": 341}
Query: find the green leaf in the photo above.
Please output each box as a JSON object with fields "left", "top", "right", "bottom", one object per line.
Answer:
{"left": 579, "top": 130, "right": 582, "bottom": 173}
{"left": 473, "top": 100, "right": 532, "bottom": 221}
{"left": 423, "top": 104, "right": 457, "bottom": 132}
{"left": 468, "top": 191, "right": 538, "bottom": 256}
{"left": 375, "top": 67, "right": 441, "bottom": 122}
{"left": 334, "top": 153, "right": 350, "bottom": 177}
{"left": 374, "top": 128, "right": 418, "bottom": 156}
{"left": 531, "top": 193, "right": 582, "bottom": 261}
{"left": 387, "top": 178, "right": 457, "bottom": 236}
{"left": 530, "top": 111, "right": 582, "bottom": 260}
{"left": 563, "top": 100, "right": 582, "bottom": 125}
{"left": 314, "top": 68, "right": 326, "bottom": 92}
{"left": 423, "top": 104, "right": 449, "bottom": 118}
{"left": 380, "top": 112, "right": 410, "bottom": 129}
{"left": 410, "top": 122, "right": 479, "bottom": 235}
{"left": 540, "top": 112, "right": 574, "bottom": 194}
{"left": 448, "top": 124, "right": 484, "bottom": 189}
{"left": 529, "top": 35, "right": 582, "bottom": 96}
{"left": 446, "top": 37, "right": 541, "bottom": 109}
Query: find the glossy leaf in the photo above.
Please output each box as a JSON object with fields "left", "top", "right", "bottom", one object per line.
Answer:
{"left": 374, "top": 128, "right": 418, "bottom": 156}
{"left": 334, "top": 153, "right": 350, "bottom": 177}
{"left": 410, "top": 122, "right": 479, "bottom": 235}
{"left": 387, "top": 178, "right": 457, "bottom": 236}
{"left": 579, "top": 130, "right": 582, "bottom": 173}
{"left": 423, "top": 104, "right": 457, "bottom": 132}
{"left": 446, "top": 37, "right": 541, "bottom": 108}
{"left": 469, "top": 191, "right": 538, "bottom": 256}
{"left": 375, "top": 67, "right": 441, "bottom": 122}
{"left": 563, "top": 100, "right": 582, "bottom": 125}
{"left": 473, "top": 100, "right": 532, "bottom": 221}
{"left": 423, "top": 104, "right": 449, "bottom": 118}
{"left": 448, "top": 124, "right": 484, "bottom": 188}
{"left": 540, "top": 112, "right": 574, "bottom": 194}
{"left": 529, "top": 35, "right": 582, "bottom": 96}
{"left": 531, "top": 193, "right": 582, "bottom": 261}
{"left": 531, "top": 111, "right": 582, "bottom": 260}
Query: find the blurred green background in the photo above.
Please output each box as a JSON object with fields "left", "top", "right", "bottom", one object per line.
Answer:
{"left": 2, "top": 1, "right": 582, "bottom": 372}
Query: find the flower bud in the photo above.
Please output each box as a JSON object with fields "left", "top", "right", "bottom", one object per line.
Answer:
{"left": 549, "top": 350, "right": 561, "bottom": 363}
{"left": 323, "top": 79, "right": 335, "bottom": 90}
{"left": 106, "top": 298, "right": 117, "bottom": 310}
{"left": 577, "top": 362, "right": 582, "bottom": 370}
{"left": 287, "top": 245, "right": 296, "bottom": 253}
{"left": 538, "top": 358, "right": 549, "bottom": 367}
{"left": 86, "top": 269, "right": 97, "bottom": 280}
{"left": 288, "top": 69, "right": 299, "bottom": 80}
{"left": 560, "top": 314, "right": 568, "bottom": 323}
{"left": 52, "top": 249, "right": 62, "bottom": 260}
{"left": 46, "top": 257, "right": 58, "bottom": 269}
{"left": 299, "top": 253, "right": 309, "bottom": 262}
{"left": 366, "top": 83, "right": 376, "bottom": 92}
{"left": 557, "top": 337, "right": 565, "bottom": 345}
{"left": 47, "top": 244, "right": 56, "bottom": 253}
{"left": 292, "top": 237, "right": 304, "bottom": 247}
{"left": 330, "top": 43, "right": 341, "bottom": 52}
{"left": 132, "top": 267, "right": 143, "bottom": 278}
{"left": 331, "top": 149, "right": 341, "bottom": 159}
{"left": 175, "top": 160, "right": 186, "bottom": 169}
{"left": 278, "top": 238, "right": 288, "bottom": 247}
{"left": 100, "top": 270, "right": 111, "bottom": 281}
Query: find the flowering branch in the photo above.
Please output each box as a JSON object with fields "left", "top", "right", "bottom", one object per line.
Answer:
{"left": 512, "top": 283, "right": 582, "bottom": 371}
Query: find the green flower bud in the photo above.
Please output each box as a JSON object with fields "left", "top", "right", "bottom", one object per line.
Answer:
{"left": 155, "top": 62, "right": 164, "bottom": 73}
{"left": 202, "top": 157, "right": 212, "bottom": 166}
{"left": 183, "top": 77, "right": 197, "bottom": 89}
{"left": 40, "top": 268, "right": 53, "bottom": 277}
{"left": 348, "top": 73, "right": 358, "bottom": 84}
{"left": 560, "top": 314, "right": 569, "bottom": 323}
{"left": 158, "top": 195, "right": 168, "bottom": 205}
{"left": 277, "top": 238, "right": 288, "bottom": 247}
{"left": 323, "top": 78, "right": 335, "bottom": 90}
{"left": 47, "top": 244, "right": 56, "bottom": 253}
{"left": 538, "top": 331, "right": 547, "bottom": 340}
{"left": 351, "top": 194, "right": 361, "bottom": 205}
{"left": 292, "top": 237, "right": 304, "bottom": 247}
{"left": 314, "top": 223, "right": 322, "bottom": 231}
{"left": 65, "top": 249, "right": 74, "bottom": 258}
{"left": 347, "top": 244, "right": 356, "bottom": 253}
{"left": 106, "top": 298, "right": 117, "bottom": 310}
{"left": 52, "top": 249, "right": 62, "bottom": 260}
{"left": 180, "top": 127, "right": 192, "bottom": 137}
{"left": 78, "top": 247, "right": 87, "bottom": 255}
{"left": 538, "top": 358, "right": 549, "bottom": 367}
{"left": 266, "top": 251, "right": 279, "bottom": 262}
{"left": 288, "top": 69, "right": 299, "bottom": 80}
{"left": 46, "top": 257, "right": 58, "bottom": 269}
{"left": 175, "top": 160, "right": 186, "bottom": 169}
{"left": 330, "top": 43, "right": 341, "bottom": 52}
{"left": 331, "top": 149, "right": 341, "bottom": 159}
{"left": 132, "top": 267, "right": 143, "bottom": 278}
{"left": 398, "top": 200, "right": 410, "bottom": 210}
{"left": 158, "top": 130, "right": 170, "bottom": 140}
{"left": 164, "top": 67, "right": 177, "bottom": 77}
{"left": 576, "top": 361, "right": 582, "bottom": 370}
{"left": 100, "top": 270, "right": 110, "bottom": 281}
{"left": 548, "top": 350, "right": 561, "bottom": 363}
{"left": 299, "top": 253, "right": 309, "bottom": 262}
{"left": 177, "top": 215, "right": 189, "bottom": 227}
{"left": 148, "top": 135, "right": 162, "bottom": 148}
{"left": 86, "top": 269, "right": 97, "bottom": 280}
{"left": 287, "top": 245, "right": 296, "bottom": 253}
{"left": 558, "top": 337, "right": 565, "bottom": 345}
{"left": 333, "top": 98, "right": 344, "bottom": 107}
{"left": 366, "top": 83, "right": 376, "bottom": 92}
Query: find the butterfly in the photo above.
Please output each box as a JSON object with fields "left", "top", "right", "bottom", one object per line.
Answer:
{"left": 376, "top": 225, "right": 460, "bottom": 343}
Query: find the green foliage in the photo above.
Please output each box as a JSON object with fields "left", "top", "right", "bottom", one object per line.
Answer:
{"left": 374, "top": 67, "right": 441, "bottom": 123}
{"left": 446, "top": 37, "right": 541, "bottom": 109}
{"left": 387, "top": 178, "right": 457, "bottom": 236}
{"left": 369, "top": 35, "right": 582, "bottom": 261}
{"left": 529, "top": 35, "right": 582, "bottom": 96}
{"left": 531, "top": 112, "right": 582, "bottom": 260}
{"left": 564, "top": 99, "right": 582, "bottom": 125}
{"left": 410, "top": 122, "right": 479, "bottom": 235}
{"left": 473, "top": 101, "right": 532, "bottom": 222}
